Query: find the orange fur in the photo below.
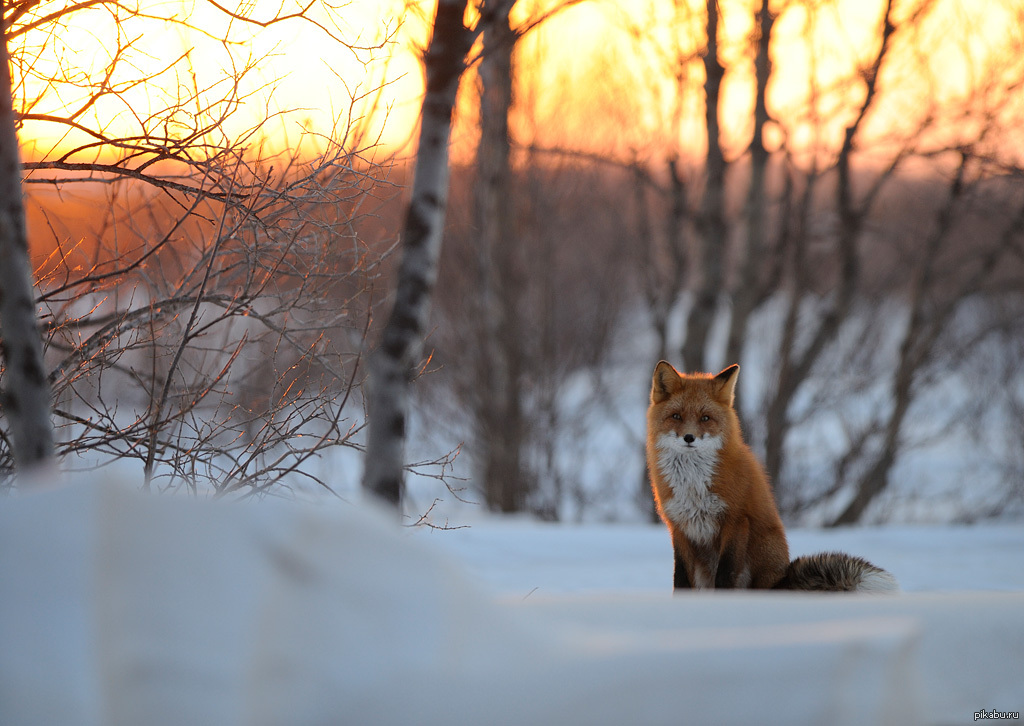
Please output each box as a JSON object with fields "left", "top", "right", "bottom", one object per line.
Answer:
{"left": 646, "top": 361, "right": 789, "bottom": 589}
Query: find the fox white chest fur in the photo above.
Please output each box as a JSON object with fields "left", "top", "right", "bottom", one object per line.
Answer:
{"left": 655, "top": 432, "right": 726, "bottom": 545}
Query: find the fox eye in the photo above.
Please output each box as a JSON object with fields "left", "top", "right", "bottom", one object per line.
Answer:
{"left": 671, "top": 413, "right": 682, "bottom": 421}
{"left": 700, "top": 415, "right": 710, "bottom": 422}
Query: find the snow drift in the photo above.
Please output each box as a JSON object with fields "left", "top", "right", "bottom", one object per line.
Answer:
{"left": 1, "top": 479, "right": 1020, "bottom": 725}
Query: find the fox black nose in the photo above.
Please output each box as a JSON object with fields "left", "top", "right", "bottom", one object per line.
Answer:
{"left": 683, "top": 434, "right": 695, "bottom": 444}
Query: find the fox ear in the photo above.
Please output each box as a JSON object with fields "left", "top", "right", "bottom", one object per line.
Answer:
{"left": 714, "top": 364, "right": 739, "bottom": 406}
{"left": 651, "top": 361, "right": 683, "bottom": 404}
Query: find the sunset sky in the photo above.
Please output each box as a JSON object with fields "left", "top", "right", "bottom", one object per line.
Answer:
{"left": 11, "top": 0, "right": 1024, "bottom": 171}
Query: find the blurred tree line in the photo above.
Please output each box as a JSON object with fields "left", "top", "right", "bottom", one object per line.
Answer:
{"left": 415, "top": 0, "right": 1024, "bottom": 524}
{"left": 2, "top": 0, "right": 1023, "bottom": 526}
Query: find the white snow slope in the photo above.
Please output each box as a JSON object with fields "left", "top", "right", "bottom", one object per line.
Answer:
{"left": 1, "top": 479, "right": 1021, "bottom": 726}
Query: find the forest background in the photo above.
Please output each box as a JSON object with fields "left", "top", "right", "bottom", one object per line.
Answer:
{"left": 3, "top": 0, "right": 1024, "bottom": 527}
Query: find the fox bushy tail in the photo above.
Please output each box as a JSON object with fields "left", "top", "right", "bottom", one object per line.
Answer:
{"left": 772, "top": 552, "right": 899, "bottom": 592}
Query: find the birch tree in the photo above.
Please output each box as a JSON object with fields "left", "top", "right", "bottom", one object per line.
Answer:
{"left": 363, "top": 0, "right": 474, "bottom": 507}
{"left": 363, "top": 0, "right": 590, "bottom": 512}
{"left": 0, "top": 9, "right": 53, "bottom": 474}
{"left": 464, "top": 0, "right": 596, "bottom": 515}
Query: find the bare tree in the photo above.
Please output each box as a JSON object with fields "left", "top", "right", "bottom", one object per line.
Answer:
{"left": 762, "top": 0, "right": 903, "bottom": 491}
{"left": 472, "top": 0, "right": 528, "bottom": 513}
{"left": 831, "top": 152, "right": 1024, "bottom": 524}
{"left": 4, "top": 0, "right": 398, "bottom": 492}
{"left": 0, "top": 9, "right": 53, "bottom": 475}
{"left": 597, "top": 0, "right": 1024, "bottom": 522}
{"left": 723, "top": 0, "right": 777, "bottom": 371}
{"left": 680, "top": 0, "right": 727, "bottom": 372}
{"left": 760, "top": 0, "right": 1024, "bottom": 520}
{"left": 464, "top": 0, "right": 592, "bottom": 515}
{"left": 363, "top": 0, "right": 474, "bottom": 507}
{"left": 364, "top": 0, "right": 594, "bottom": 515}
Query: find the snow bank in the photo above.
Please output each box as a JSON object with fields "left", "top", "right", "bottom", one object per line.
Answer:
{"left": 1, "top": 480, "right": 1020, "bottom": 725}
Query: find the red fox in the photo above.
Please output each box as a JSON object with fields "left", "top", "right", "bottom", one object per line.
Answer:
{"left": 647, "top": 361, "right": 898, "bottom": 592}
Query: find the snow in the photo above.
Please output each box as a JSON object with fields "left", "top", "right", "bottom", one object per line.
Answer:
{"left": 2, "top": 477, "right": 1022, "bottom": 726}
{"left": 417, "top": 515, "right": 1024, "bottom": 597}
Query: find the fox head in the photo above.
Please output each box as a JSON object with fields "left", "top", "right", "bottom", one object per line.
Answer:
{"left": 647, "top": 362, "right": 741, "bottom": 454}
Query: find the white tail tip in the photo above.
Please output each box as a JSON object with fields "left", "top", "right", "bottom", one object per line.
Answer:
{"left": 857, "top": 568, "right": 901, "bottom": 593}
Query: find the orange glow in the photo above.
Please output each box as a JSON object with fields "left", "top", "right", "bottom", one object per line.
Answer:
{"left": 12, "top": 0, "right": 1024, "bottom": 171}
{"left": 13, "top": 0, "right": 422, "bottom": 163}
{"left": 506, "top": 0, "right": 1024, "bottom": 167}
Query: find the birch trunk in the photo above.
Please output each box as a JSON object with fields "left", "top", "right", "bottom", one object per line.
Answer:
{"left": 0, "top": 13, "right": 55, "bottom": 476}
{"left": 362, "top": 0, "right": 471, "bottom": 507}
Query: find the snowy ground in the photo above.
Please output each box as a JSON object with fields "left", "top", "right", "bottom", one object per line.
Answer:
{"left": 3, "top": 481, "right": 1022, "bottom": 726}
{"left": 415, "top": 516, "right": 1024, "bottom": 597}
